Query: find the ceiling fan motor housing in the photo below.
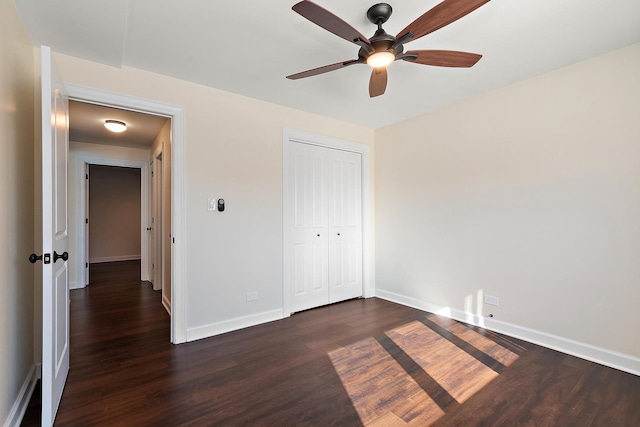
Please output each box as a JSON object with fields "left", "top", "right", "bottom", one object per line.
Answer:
{"left": 367, "top": 3, "right": 393, "bottom": 25}
{"left": 362, "top": 5, "right": 402, "bottom": 61}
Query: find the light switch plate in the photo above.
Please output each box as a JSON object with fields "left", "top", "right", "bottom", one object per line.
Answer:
{"left": 207, "top": 198, "right": 216, "bottom": 211}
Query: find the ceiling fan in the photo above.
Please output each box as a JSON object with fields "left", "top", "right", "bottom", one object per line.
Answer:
{"left": 286, "top": 0, "right": 490, "bottom": 97}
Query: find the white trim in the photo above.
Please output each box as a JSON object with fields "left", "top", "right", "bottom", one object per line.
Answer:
{"left": 375, "top": 289, "right": 640, "bottom": 376}
{"left": 90, "top": 255, "right": 142, "bottom": 264}
{"left": 282, "top": 128, "right": 374, "bottom": 317}
{"left": 65, "top": 83, "right": 187, "bottom": 344}
{"left": 75, "top": 155, "right": 150, "bottom": 286}
{"left": 162, "top": 294, "right": 171, "bottom": 315}
{"left": 4, "top": 365, "right": 39, "bottom": 427}
{"left": 186, "top": 309, "right": 283, "bottom": 342}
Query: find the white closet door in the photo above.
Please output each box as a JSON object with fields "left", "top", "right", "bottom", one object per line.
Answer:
{"left": 328, "top": 150, "right": 363, "bottom": 303}
{"left": 286, "top": 140, "right": 364, "bottom": 313}
{"left": 289, "top": 143, "right": 329, "bottom": 313}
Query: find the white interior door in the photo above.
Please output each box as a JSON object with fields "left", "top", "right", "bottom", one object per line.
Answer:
{"left": 328, "top": 150, "right": 363, "bottom": 303}
{"left": 40, "top": 45, "right": 70, "bottom": 427}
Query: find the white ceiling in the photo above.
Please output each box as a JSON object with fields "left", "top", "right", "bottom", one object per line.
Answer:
{"left": 69, "top": 101, "right": 169, "bottom": 148}
{"left": 13, "top": 0, "right": 640, "bottom": 129}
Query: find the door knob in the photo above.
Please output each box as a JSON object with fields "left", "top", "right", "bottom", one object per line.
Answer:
{"left": 29, "top": 253, "right": 51, "bottom": 264}
{"left": 317, "top": 234, "right": 320, "bottom": 237}
{"left": 54, "top": 251, "right": 69, "bottom": 263}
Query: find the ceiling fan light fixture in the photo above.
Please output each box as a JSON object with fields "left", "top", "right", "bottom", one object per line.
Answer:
{"left": 104, "top": 120, "right": 127, "bottom": 133}
{"left": 367, "top": 51, "right": 395, "bottom": 68}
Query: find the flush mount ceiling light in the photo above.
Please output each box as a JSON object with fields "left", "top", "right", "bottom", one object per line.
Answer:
{"left": 104, "top": 120, "right": 127, "bottom": 133}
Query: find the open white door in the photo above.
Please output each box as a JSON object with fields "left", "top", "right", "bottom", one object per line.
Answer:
{"left": 40, "top": 45, "right": 70, "bottom": 427}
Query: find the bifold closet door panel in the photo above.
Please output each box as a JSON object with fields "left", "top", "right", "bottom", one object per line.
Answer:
{"left": 290, "top": 143, "right": 330, "bottom": 313}
{"left": 328, "top": 149, "right": 363, "bottom": 303}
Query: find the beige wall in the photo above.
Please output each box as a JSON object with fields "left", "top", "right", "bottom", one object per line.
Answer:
{"left": 375, "top": 43, "right": 640, "bottom": 359}
{"left": 53, "top": 53, "right": 374, "bottom": 332}
{"left": 89, "top": 165, "right": 142, "bottom": 263}
{"left": 0, "top": 0, "right": 35, "bottom": 423}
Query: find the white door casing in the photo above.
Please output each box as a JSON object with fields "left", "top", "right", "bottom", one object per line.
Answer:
{"left": 76, "top": 156, "right": 150, "bottom": 287}
{"left": 65, "top": 83, "right": 186, "bottom": 344}
{"left": 283, "top": 129, "right": 369, "bottom": 315}
{"left": 40, "top": 45, "right": 70, "bottom": 427}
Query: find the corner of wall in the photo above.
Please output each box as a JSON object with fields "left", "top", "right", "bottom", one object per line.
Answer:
{"left": 375, "top": 289, "right": 640, "bottom": 377}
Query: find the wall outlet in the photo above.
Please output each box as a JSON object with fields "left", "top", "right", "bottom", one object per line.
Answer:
{"left": 207, "top": 198, "right": 216, "bottom": 211}
{"left": 246, "top": 292, "right": 258, "bottom": 302}
{"left": 484, "top": 294, "right": 499, "bottom": 306}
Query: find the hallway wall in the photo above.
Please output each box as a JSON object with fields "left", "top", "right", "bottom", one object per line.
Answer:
{"left": 89, "top": 165, "right": 142, "bottom": 263}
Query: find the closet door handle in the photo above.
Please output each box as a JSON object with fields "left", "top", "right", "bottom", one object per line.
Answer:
{"left": 317, "top": 234, "right": 320, "bottom": 237}
{"left": 337, "top": 233, "right": 340, "bottom": 236}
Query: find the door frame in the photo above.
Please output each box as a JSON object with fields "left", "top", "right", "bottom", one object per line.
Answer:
{"left": 66, "top": 83, "right": 187, "bottom": 344}
{"left": 282, "top": 128, "right": 374, "bottom": 316}
{"left": 78, "top": 159, "right": 149, "bottom": 285}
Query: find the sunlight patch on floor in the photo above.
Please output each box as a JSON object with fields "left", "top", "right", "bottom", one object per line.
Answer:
{"left": 329, "top": 337, "right": 445, "bottom": 425}
{"left": 388, "top": 321, "right": 498, "bottom": 404}
{"left": 328, "top": 319, "right": 521, "bottom": 426}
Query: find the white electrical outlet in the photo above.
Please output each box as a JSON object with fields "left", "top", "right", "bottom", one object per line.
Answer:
{"left": 484, "top": 295, "right": 499, "bottom": 306}
{"left": 246, "top": 292, "right": 258, "bottom": 302}
{"left": 207, "top": 198, "right": 216, "bottom": 211}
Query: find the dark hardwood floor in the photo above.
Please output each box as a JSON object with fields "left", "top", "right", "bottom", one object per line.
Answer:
{"left": 22, "top": 260, "right": 640, "bottom": 426}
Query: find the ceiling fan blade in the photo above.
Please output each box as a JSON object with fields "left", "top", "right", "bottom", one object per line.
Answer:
{"left": 396, "top": 0, "right": 490, "bottom": 43}
{"left": 293, "top": 1, "right": 371, "bottom": 46}
{"left": 369, "top": 67, "right": 388, "bottom": 98}
{"left": 286, "top": 59, "right": 361, "bottom": 80}
{"left": 405, "top": 50, "right": 482, "bottom": 67}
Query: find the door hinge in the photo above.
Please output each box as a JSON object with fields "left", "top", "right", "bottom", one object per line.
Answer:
{"left": 85, "top": 218, "right": 88, "bottom": 224}
{"left": 85, "top": 173, "right": 88, "bottom": 179}
{"left": 85, "top": 263, "right": 88, "bottom": 268}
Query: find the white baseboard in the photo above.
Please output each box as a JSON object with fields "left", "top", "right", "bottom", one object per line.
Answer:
{"left": 4, "top": 364, "right": 41, "bottom": 427}
{"left": 162, "top": 294, "right": 171, "bottom": 315}
{"left": 186, "top": 309, "right": 283, "bottom": 342}
{"left": 375, "top": 289, "right": 640, "bottom": 377}
{"left": 69, "top": 280, "right": 85, "bottom": 290}
{"left": 89, "top": 255, "right": 141, "bottom": 264}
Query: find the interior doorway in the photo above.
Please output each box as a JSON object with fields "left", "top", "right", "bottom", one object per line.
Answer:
{"left": 66, "top": 83, "right": 187, "bottom": 344}
{"left": 69, "top": 99, "right": 173, "bottom": 316}
{"left": 87, "top": 164, "right": 142, "bottom": 269}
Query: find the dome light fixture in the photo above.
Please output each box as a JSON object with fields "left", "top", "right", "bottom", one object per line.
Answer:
{"left": 366, "top": 51, "right": 395, "bottom": 68}
{"left": 104, "top": 120, "right": 127, "bottom": 133}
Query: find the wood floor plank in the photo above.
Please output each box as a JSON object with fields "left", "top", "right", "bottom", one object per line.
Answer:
{"left": 21, "top": 260, "right": 640, "bottom": 426}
